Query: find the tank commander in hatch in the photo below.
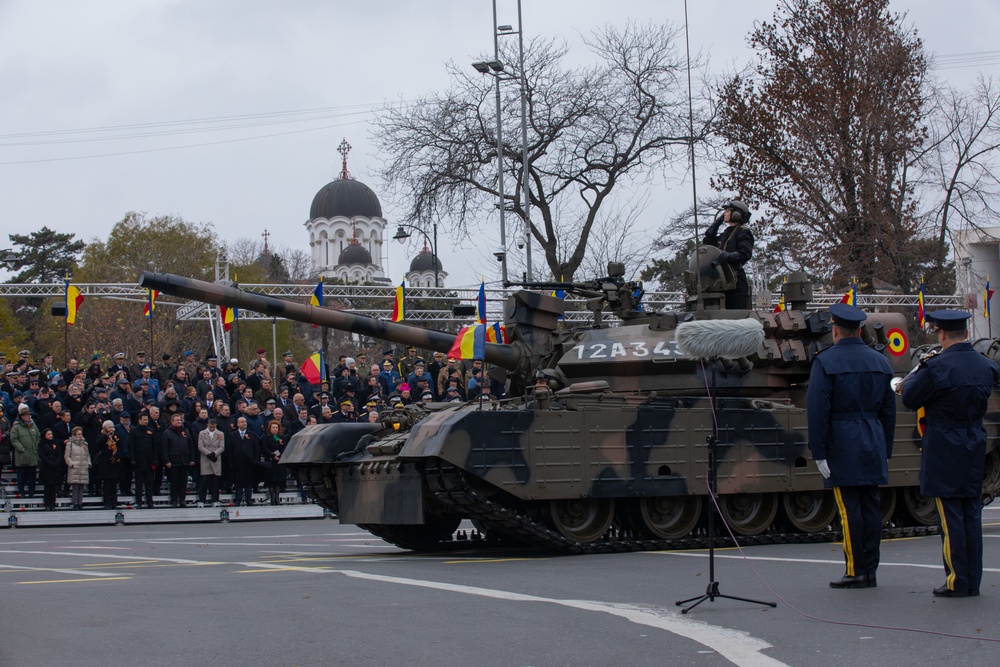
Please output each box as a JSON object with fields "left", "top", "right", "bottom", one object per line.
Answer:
{"left": 806, "top": 303, "right": 895, "bottom": 590}
{"left": 703, "top": 200, "right": 754, "bottom": 309}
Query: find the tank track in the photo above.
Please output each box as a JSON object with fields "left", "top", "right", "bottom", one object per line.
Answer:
{"left": 298, "top": 464, "right": 339, "bottom": 514}
{"left": 421, "top": 461, "right": 939, "bottom": 555}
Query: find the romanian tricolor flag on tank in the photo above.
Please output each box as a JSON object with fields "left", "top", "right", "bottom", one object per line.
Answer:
{"left": 839, "top": 276, "right": 857, "bottom": 306}
{"left": 917, "top": 275, "right": 926, "bottom": 328}
{"left": 448, "top": 324, "right": 486, "bottom": 360}
{"left": 220, "top": 306, "right": 237, "bottom": 332}
{"left": 477, "top": 278, "right": 487, "bottom": 325}
{"left": 301, "top": 351, "right": 326, "bottom": 385}
{"left": 486, "top": 321, "right": 508, "bottom": 344}
{"left": 65, "top": 280, "right": 84, "bottom": 325}
{"left": 309, "top": 279, "right": 323, "bottom": 328}
{"left": 391, "top": 278, "right": 406, "bottom": 322}
{"left": 772, "top": 276, "right": 786, "bottom": 313}
{"left": 143, "top": 289, "right": 159, "bottom": 318}
{"left": 985, "top": 277, "right": 994, "bottom": 320}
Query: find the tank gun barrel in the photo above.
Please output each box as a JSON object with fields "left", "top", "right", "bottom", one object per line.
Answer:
{"left": 138, "top": 272, "right": 521, "bottom": 370}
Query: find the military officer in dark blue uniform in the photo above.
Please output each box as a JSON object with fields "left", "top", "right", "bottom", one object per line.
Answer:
{"left": 807, "top": 303, "right": 896, "bottom": 589}
{"left": 900, "top": 310, "right": 999, "bottom": 598}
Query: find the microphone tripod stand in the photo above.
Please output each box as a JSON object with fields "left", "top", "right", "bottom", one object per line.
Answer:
{"left": 675, "top": 359, "right": 776, "bottom": 614}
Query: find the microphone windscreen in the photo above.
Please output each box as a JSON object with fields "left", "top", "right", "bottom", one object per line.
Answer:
{"left": 674, "top": 318, "right": 764, "bottom": 360}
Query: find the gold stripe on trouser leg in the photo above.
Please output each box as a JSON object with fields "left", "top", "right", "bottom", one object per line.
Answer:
{"left": 833, "top": 487, "right": 855, "bottom": 577}
{"left": 935, "top": 497, "right": 956, "bottom": 590}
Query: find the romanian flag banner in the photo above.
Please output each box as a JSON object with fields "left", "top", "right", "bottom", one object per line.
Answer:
{"left": 66, "top": 281, "right": 84, "bottom": 325}
{"left": 220, "top": 306, "right": 237, "bottom": 332}
{"left": 301, "top": 351, "right": 326, "bottom": 385}
{"left": 477, "top": 278, "right": 487, "bottom": 325}
{"left": 310, "top": 279, "right": 323, "bottom": 328}
{"left": 839, "top": 276, "right": 857, "bottom": 306}
{"left": 448, "top": 325, "right": 486, "bottom": 360}
{"left": 143, "top": 289, "right": 159, "bottom": 318}
{"left": 772, "top": 277, "right": 786, "bottom": 313}
{"left": 391, "top": 279, "right": 406, "bottom": 322}
{"left": 985, "top": 277, "right": 994, "bottom": 320}
{"left": 917, "top": 275, "right": 926, "bottom": 328}
{"left": 486, "top": 321, "right": 508, "bottom": 344}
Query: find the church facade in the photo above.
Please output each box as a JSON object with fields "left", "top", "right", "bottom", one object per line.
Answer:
{"left": 305, "top": 139, "right": 445, "bottom": 287}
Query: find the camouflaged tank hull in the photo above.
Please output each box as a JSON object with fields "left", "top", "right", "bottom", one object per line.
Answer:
{"left": 295, "top": 389, "right": 1000, "bottom": 548}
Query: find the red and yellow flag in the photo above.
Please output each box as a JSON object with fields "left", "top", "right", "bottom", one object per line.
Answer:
{"left": 917, "top": 275, "right": 926, "bottom": 328}
{"left": 220, "top": 306, "right": 237, "bottom": 332}
{"left": 66, "top": 280, "right": 84, "bottom": 325}
{"left": 391, "top": 278, "right": 406, "bottom": 322}
{"left": 984, "top": 276, "right": 993, "bottom": 320}
{"left": 144, "top": 289, "right": 159, "bottom": 318}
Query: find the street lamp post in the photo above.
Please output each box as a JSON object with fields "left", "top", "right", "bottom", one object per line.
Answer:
{"left": 393, "top": 222, "right": 439, "bottom": 288}
{"left": 474, "top": 0, "right": 533, "bottom": 282}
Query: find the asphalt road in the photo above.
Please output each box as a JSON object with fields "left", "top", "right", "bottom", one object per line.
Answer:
{"left": 1, "top": 507, "right": 999, "bottom": 667}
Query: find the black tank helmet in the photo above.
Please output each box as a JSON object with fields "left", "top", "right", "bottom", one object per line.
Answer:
{"left": 724, "top": 200, "right": 751, "bottom": 224}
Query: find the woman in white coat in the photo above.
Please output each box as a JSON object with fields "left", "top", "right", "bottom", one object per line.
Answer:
{"left": 63, "top": 426, "right": 91, "bottom": 510}
{"left": 197, "top": 418, "right": 225, "bottom": 507}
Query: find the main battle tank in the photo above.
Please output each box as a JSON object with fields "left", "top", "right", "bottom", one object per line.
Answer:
{"left": 140, "top": 257, "right": 1000, "bottom": 553}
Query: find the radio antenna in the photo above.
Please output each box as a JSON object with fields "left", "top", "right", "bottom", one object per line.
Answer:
{"left": 683, "top": 0, "right": 702, "bottom": 303}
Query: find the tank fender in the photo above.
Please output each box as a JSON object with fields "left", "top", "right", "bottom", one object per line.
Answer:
{"left": 282, "top": 423, "right": 382, "bottom": 464}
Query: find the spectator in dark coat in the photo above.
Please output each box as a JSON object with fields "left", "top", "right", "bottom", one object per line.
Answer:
{"left": 38, "top": 428, "right": 64, "bottom": 510}
{"left": 129, "top": 412, "right": 158, "bottom": 509}
{"left": 93, "top": 420, "right": 124, "bottom": 509}
{"left": 225, "top": 416, "right": 259, "bottom": 506}
{"left": 161, "top": 413, "right": 195, "bottom": 507}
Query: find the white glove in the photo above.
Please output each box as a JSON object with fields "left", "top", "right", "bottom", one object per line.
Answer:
{"left": 816, "top": 459, "right": 831, "bottom": 479}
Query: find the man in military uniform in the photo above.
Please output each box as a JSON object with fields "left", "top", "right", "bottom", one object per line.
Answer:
{"left": 807, "top": 303, "right": 895, "bottom": 589}
{"left": 901, "top": 310, "right": 999, "bottom": 598}
{"left": 703, "top": 200, "right": 754, "bottom": 309}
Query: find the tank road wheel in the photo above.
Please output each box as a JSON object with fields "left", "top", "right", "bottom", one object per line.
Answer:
{"left": 879, "top": 488, "right": 897, "bottom": 526}
{"left": 549, "top": 498, "right": 615, "bottom": 543}
{"left": 718, "top": 493, "right": 778, "bottom": 536}
{"left": 901, "top": 487, "right": 938, "bottom": 526}
{"left": 631, "top": 496, "right": 702, "bottom": 539}
{"left": 782, "top": 491, "right": 838, "bottom": 533}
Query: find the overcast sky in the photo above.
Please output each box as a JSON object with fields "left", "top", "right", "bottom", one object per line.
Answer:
{"left": 1, "top": 0, "right": 998, "bottom": 289}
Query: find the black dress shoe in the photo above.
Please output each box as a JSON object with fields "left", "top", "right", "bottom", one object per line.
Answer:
{"left": 933, "top": 585, "right": 970, "bottom": 598}
{"left": 830, "top": 575, "right": 870, "bottom": 589}
{"left": 866, "top": 574, "right": 877, "bottom": 588}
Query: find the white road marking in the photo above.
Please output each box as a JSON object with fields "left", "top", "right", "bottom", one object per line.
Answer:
{"left": 655, "top": 552, "right": 1000, "bottom": 573}
{"left": 239, "top": 561, "right": 791, "bottom": 667}
{"left": 0, "top": 550, "right": 208, "bottom": 565}
{"left": 0, "top": 563, "right": 121, "bottom": 577}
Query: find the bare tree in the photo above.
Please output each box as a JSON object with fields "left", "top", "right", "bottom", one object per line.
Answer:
{"left": 275, "top": 246, "right": 313, "bottom": 282}
{"left": 713, "top": 0, "right": 930, "bottom": 292}
{"left": 919, "top": 75, "right": 1000, "bottom": 261}
{"left": 225, "top": 237, "right": 262, "bottom": 267}
{"left": 373, "top": 22, "right": 711, "bottom": 282}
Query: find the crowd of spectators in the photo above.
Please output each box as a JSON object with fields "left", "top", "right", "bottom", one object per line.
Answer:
{"left": 0, "top": 345, "right": 505, "bottom": 510}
